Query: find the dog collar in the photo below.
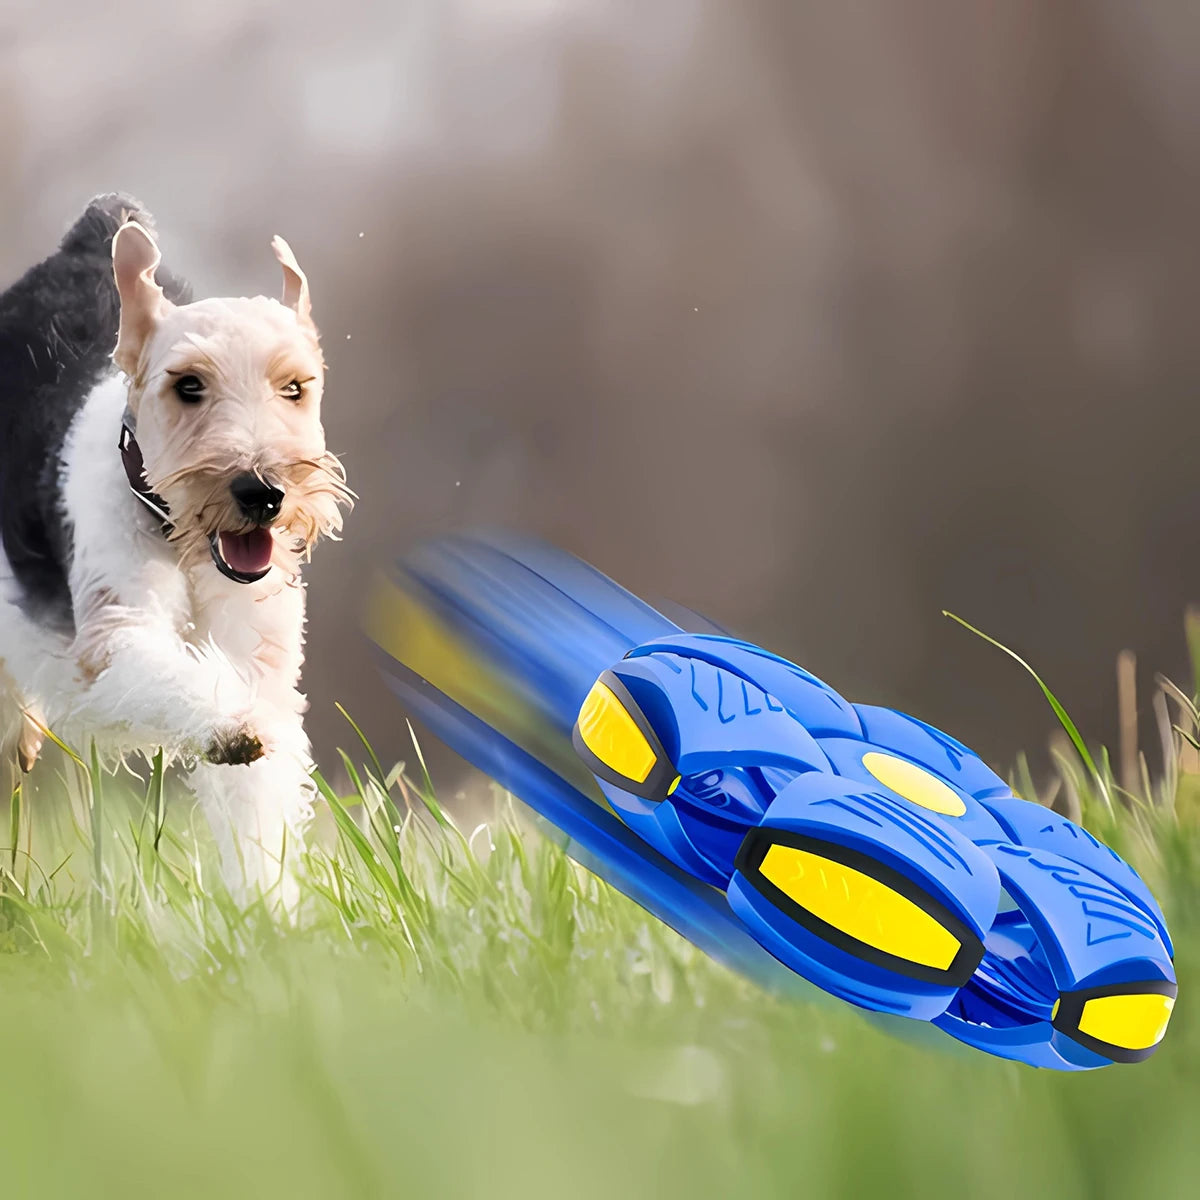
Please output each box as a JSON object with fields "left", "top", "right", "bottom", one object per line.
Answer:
{"left": 118, "top": 410, "right": 272, "bottom": 585}
{"left": 119, "top": 409, "right": 173, "bottom": 535}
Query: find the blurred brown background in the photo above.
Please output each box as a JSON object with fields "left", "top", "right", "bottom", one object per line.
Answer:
{"left": 3, "top": 0, "right": 1200, "bottom": 791}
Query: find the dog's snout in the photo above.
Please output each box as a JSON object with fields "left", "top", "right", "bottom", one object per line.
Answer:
{"left": 230, "top": 473, "right": 284, "bottom": 525}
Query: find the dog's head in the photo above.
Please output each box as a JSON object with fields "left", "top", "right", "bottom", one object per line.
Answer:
{"left": 111, "top": 220, "right": 352, "bottom": 584}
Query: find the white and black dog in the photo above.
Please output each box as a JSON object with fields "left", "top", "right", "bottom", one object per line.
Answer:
{"left": 0, "top": 194, "right": 352, "bottom": 900}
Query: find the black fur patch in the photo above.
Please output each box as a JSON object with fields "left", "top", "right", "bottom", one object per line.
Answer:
{"left": 0, "top": 193, "right": 191, "bottom": 631}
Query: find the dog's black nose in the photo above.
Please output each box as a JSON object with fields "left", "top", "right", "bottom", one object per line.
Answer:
{"left": 230, "top": 474, "right": 284, "bottom": 526}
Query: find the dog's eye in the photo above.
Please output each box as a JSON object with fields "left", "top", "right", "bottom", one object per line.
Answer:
{"left": 173, "top": 374, "right": 205, "bottom": 402}
{"left": 280, "top": 380, "right": 304, "bottom": 402}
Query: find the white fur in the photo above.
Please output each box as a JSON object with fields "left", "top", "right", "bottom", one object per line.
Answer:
{"left": 0, "top": 372, "right": 318, "bottom": 905}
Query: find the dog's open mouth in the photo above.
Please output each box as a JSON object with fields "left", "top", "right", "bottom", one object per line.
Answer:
{"left": 209, "top": 528, "right": 274, "bottom": 584}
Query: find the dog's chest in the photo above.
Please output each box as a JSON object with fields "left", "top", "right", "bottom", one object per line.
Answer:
{"left": 185, "top": 568, "right": 266, "bottom": 659}
{"left": 183, "top": 565, "right": 304, "bottom": 683}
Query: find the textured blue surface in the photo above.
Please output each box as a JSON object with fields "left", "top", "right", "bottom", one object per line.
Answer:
{"left": 370, "top": 532, "right": 1176, "bottom": 1070}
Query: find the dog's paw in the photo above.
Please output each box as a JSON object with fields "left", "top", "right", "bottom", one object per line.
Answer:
{"left": 205, "top": 726, "right": 265, "bottom": 766}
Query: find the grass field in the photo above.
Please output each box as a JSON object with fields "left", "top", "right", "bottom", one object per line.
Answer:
{"left": 0, "top": 691, "right": 1197, "bottom": 1200}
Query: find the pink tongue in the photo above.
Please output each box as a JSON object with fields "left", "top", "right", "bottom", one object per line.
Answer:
{"left": 219, "top": 528, "right": 274, "bottom": 574}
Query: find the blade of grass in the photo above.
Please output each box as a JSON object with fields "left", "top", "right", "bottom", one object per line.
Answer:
{"left": 10, "top": 779, "right": 21, "bottom": 877}
{"left": 406, "top": 720, "right": 450, "bottom": 828}
{"left": 312, "top": 770, "right": 403, "bottom": 912}
{"left": 1185, "top": 606, "right": 1200, "bottom": 704}
{"left": 335, "top": 702, "right": 387, "bottom": 787}
{"left": 148, "top": 748, "right": 166, "bottom": 854}
{"left": 88, "top": 741, "right": 104, "bottom": 895}
{"left": 944, "top": 611, "right": 1108, "bottom": 802}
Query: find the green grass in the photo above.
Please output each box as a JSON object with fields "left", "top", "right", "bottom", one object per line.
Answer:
{"left": 1, "top": 689, "right": 1198, "bottom": 1200}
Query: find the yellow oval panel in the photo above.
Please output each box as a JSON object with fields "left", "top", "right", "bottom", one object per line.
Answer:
{"left": 1078, "top": 992, "right": 1175, "bottom": 1052}
{"left": 862, "top": 752, "right": 967, "bottom": 817}
{"left": 576, "top": 680, "right": 657, "bottom": 784}
{"left": 758, "top": 843, "right": 960, "bottom": 970}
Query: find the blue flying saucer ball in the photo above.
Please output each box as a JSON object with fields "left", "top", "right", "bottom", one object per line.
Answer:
{"left": 368, "top": 533, "right": 1175, "bottom": 1070}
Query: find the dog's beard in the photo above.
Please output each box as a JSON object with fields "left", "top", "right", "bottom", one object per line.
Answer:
{"left": 155, "top": 452, "right": 353, "bottom": 582}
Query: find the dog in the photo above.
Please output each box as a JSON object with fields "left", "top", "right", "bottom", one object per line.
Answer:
{"left": 0, "top": 194, "right": 352, "bottom": 901}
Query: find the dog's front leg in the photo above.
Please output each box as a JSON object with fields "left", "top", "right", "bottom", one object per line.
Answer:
{"left": 66, "top": 587, "right": 312, "bottom": 908}
{"left": 182, "top": 583, "right": 317, "bottom": 910}
{"left": 186, "top": 725, "right": 316, "bottom": 911}
{"left": 64, "top": 599, "right": 261, "bottom": 763}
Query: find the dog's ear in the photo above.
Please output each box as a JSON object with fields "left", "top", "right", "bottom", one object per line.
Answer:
{"left": 112, "top": 220, "right": 171, "bottom": 375}
{"left": 271, "top": 236, "right": 313, "bottom": 327}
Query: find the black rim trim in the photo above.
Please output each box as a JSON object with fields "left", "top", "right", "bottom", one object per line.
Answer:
{"left": 733, "top": 827, "right": 985, "bottom": 988}
{"left": 571, "top": 669, "right": 677, "bottom": 802}
{"left": 1052, "top": 979, "right": 1177, "bottom": 1064}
